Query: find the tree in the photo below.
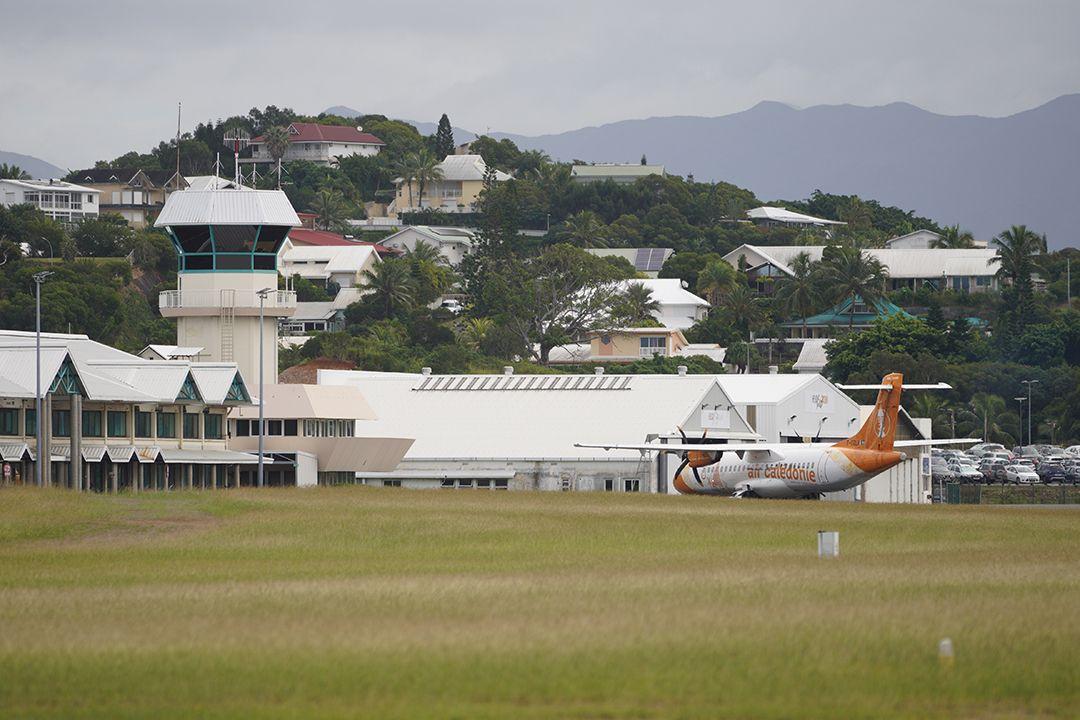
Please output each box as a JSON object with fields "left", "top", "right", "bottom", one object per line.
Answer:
{"left": 962, "top": 393, "right": 1020, "bottom": 445}
{"left": 640, "top": 154, "right": 647, "bottom": 165}
{"left": 390, "top": 155, "right": 416, "bottom": 210}
{"left": 991, "top": 224, "right": 1046, "bottom": 293}
{"left": 72, "top": 214, "right": 132, "bottom": 257}
{"left": 412, "top": 150, "right": 444, "bottom": 211}
{"left": 618, "top": 282, "right": 661, "bottom": 325}
{"left": 695, "top": 259, "right": 736, "bottom": 306}
{"left": 311, "top": 188, "right": 348, "bottom": 231}
{"left": 461, "top": 317, "right": 493, "bottom": 350}
{"left": 816, "top": 245, "right": 888, "bottom": 328}
{"left": 773, "top": 251, "right": 819, "bottom": 336}
{"left": 0, "top": 164, "right": 31, "bottom": 180}
{"left": 360, "top": 258, "right": 416, "bottom": 317}
{"left": 931, "top": 225, "right": 975, "bottom": 249}
{"left": 264, "top": 125, "right": 291, "bottom": 189}
{"left": 718, "top": 284, "right": 766, "bottom": 334}
{"left": 557, "top": 210, "right": 608, "bottom": 248}
{"left": 484, "top": 244, "right": 632, "bottom": 364}
{"left": 434, "top": 114, "right": 455, "bottom": 159}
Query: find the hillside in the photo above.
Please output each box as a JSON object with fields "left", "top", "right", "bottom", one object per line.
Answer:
{"left": 490, "top": 95, "right": 1080, "bottom": 249}
{"left": 0, "top": 150, "right": 67, "bottom": 179}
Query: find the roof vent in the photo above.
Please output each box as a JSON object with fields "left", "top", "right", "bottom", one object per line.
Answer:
{"left": 769, "top": 365, "right": 779, "bottom": 374}
{"left": 356, "top": 126, "right": 364, "bottom": 132}
{"left": 677, "top": 365, "right": 688, "bottom": 376}
{"left": 503, "top": 366, "right": 514, "bottom": 375}
{"left": 421, "top": 367, "right": 431, "bottom": 376}
{"left": 594, "top": 366, "right": 604, "bottom": 376}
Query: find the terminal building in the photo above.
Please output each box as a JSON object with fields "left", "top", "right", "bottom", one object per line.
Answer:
{"left": 0, "top": 330, "right": 256, "bottom": 490}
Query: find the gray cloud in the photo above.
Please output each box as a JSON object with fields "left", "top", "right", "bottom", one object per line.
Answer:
{"left": 1, "top": 0, "right": 1078, "bottom": 169}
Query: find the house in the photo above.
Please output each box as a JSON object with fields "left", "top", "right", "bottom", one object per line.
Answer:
{"left": 391, "top": 155, "right": 510, "bottom": 216}
{"left": 723, "top": 244, "right": 1002, "bottom": 293}
{"left": 380, "top": 226, "right": 475, "bottom": 266}
{"left": 281, "top": 287, "right": 365, "bottom": 336}
{"left": 246, "top": 122, "right": 384, "bottom": 167}
{"left": 782, "top": 296, "right": 913, "bottom": 338}
{"left": 184, "top": 175, "right": 243, "bottom": 191}
{"left": 318, "top": 369, "right": 757, "bottom": 492}
{"left": 0, "top": 178, "right": 99, "bottom": 225}
{"left": 792, "top": 339, "right": 829, "bottom": 374}
{"left": 285, "top": 227, "right": 397, "bottom": 257}
{"left": 571, "top": 164, "right": 666, "bottom": 184}
{"left": 586, "top": 248, "right": 674, "bottom": 277}
{"left": 885, "top": 229, "right": 988, "bottom": 249}
{"left": 0, "top": 329, "right": 256, "bottom": 491}
{"left": 745, "top": 206, "right": 846, "bottom": 232}
{"left": 67, "top": 168, "right": 186, "bottom": 228}
{"left": 278, "top": 245, "right": 380, "bottom": 288}
{"left": 586, "top": 327, "right": 691, "bottom": 362}
{"left": 624, "top": 278, "right": 710, "bottom": 330}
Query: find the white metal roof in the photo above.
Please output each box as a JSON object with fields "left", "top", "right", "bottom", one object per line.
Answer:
{"left": 183, "top": 176, "right": 245, "bottom": 191}
{"left": 430, "top": 154, "right": 511, "bottom": 182}
{"left": 382, "top": 225, "right": 476, "bottom": 247}
{"left": 714, "top": 373, "right": 822, "bottom": 405}
{"left": 723, "top": 244, "right": 1000, "bottom": 279}
{"left": 154, "top": 189, "right": 300, "bottom": 227}
{"left": 0, "top": 178, "right": 100, "bottom": 194}
{"left": 0, "top": 330, "right": 249, "bottom": 405}
{"left": 279, "top": 245, "right": 377, "bottom": 277}
{"left": 746, "top": 206, "right": 846, "bottom": 226}
{"left": 318, "top": 370, "right": 755, "bottom": 460}
{"left": 793, "top": 340, "right": 829, "bottom": 373}
{"left": 231, "top": 384, "right": 376, "bottom": 421}
{"left": 626, "top": 279, "right": 709, "bottom": 307}
{"left": 142, "top": 344, "right": 204, "bottom": 359}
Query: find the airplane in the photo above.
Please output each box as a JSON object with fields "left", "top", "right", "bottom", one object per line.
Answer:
{"left": 576, "top": 373, "right": 977, "bottom": 498}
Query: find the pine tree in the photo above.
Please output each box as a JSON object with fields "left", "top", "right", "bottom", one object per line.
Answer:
{"left": 640, "top": 154, "right": 647, "bottom": 165}
{"left": 434, "top": 114, "right": 455, "bottom": 160}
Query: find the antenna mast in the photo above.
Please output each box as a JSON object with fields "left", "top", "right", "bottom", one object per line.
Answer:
{"left": 222, "top": 128, "right": 251, "bottom": 187}
{"left": 175, "top": 102, "right": 181, "bottom": 190}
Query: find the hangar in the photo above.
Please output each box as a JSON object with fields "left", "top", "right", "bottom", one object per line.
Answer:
{"left": 317, "top": 370, "right": 758, "bottom": 492}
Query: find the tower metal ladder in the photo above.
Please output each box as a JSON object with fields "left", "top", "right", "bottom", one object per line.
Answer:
{"left": 219, "top": 289, "right": 235, "bottom": 362}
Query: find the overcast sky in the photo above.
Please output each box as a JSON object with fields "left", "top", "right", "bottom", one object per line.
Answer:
{"left": 2, "top": 0, "right": 1078, "bottom": 169}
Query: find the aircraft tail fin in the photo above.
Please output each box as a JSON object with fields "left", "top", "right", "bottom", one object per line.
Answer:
{"left": 835, "top": 373, "right": 902, "bottom": 452}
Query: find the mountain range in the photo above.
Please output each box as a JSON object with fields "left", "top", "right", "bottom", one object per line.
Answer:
{"left": 330, "top": 96, "right": 1080, "bottom": 249}
{"left": 0, "top": 151, "right": 68, "bottom": 181}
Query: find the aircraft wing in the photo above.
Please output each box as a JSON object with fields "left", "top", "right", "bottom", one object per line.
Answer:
{"left": 574, "top": 442, "right": 808, "bottom": 454}
{"left": 893, "top": 438, "right": 980, "bottom": 447}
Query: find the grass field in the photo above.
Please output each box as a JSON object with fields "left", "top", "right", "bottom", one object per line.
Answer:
{"left": 0, "top": 487, "right": 1077, "bottom": 719}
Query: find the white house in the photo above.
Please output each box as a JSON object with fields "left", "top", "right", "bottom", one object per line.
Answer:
{"left": 247, "top": 123, "right": 384, "bottom": 167}
{"left": 571, "top": 164, "right": 666, "bottom": 184}
{"left": 278, "top": 245, "right": 380, "bottom": 288}
{"left": 380, "top": 226, "right": 476, "bottom": 266}
{"left": 885, "top": 229, "right": 988, "bottom": 249}
{"left": 746, "top": 206, "right": 846, "bottom": 230}
{"left": 0, "top": 178, "right": 99, "bottom": 224}
{"left": 724, "top": 244, "right": 1001, "bottom": 293}
{"left": 586, "top": 248, "right": 674, "bottom": 277}
{"left": 626, "top": 278, "right": 710, "bottom": 330}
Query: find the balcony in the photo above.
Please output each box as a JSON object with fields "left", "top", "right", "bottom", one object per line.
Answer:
{"left": 158, "top": 289, "right": 296, "bottom": 318}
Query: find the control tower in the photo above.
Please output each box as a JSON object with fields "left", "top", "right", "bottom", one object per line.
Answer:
{"left": 154, "top": 189, "right": 299, "bottom": 385}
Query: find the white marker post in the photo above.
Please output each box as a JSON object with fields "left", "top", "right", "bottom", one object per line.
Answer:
{"left": 817, "top": 530, "right": 840, "bottom": 558}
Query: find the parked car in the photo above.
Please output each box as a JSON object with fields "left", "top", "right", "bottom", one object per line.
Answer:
{"left": 947, "top": 460, "right": 983, "bottom": 483}
{"left": 931, "top": 458, "right": 957, "bottom": 484}
{"left": 439, "top": 298, "right": 464, "bottom": 315}
{"left": 1016, "top": 446, "right": 1043, "bottom": 464}
{"left": 980, "top": 460, "right": 1006, "bottom": 483}
{"left": 1062, "top": 460, "right": 1080, "bottom": 484}
{"left": 969, "top": 443, "right": 1007, "bottom": 456}
{"left": 1064, "top": 445, "right": 1080, "bottom": 457}
{"left": 1004, "top": 465, "right": 1039, "bottom": 483}
{"left": 1037, "top": 461, "right": 1068, "bottom": 484}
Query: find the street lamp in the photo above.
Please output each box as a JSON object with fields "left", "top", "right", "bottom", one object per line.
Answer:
{"left": 1014, "top": 397, "right": 1027, "bottom": 448}
{"left": 38, "top": 236, "right": 54, "bottom": 259}
{"left": 1021, "top": 379, "right": 1039, "bottom": 447}
{"left": 33, "top": 271, "right": 54, "bottom": 487}
{"left": 255, "top": 287, "right": 273, "bottom": 489}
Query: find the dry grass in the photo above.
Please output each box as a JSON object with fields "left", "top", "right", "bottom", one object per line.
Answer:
{"left": 0, "top": 487, "right": 1077, "bottom": 719}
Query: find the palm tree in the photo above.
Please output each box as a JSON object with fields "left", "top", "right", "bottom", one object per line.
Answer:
{"left": 412, "top": 150, "right": 444, "bottom": 210}
{"left": 816, "top": 246, "right": 888, "bottom": 329}
{"left": 557, "top": 211, "right": 608, "bottom": 248}
{"left": 720, "top": 284, "right": 766, "bottom": 334}
{"left": 461, "top": 317, "right": 493, "bottom": 350}
{"left": 391, "top": 156, "right": 417, "bottom": 211}
{"left": 931, "top": 225, "right": 975, "bottom": 249}
{"left": 311, "top": 188, "right": 348, "bottom": 231}
{"left": 404, "top": 239, "right": 446, "bottom": 266}
{"left": 0, "top": 164, "right": 31, "bottom": 180}
{"left": 695, "top": 260, "right": 736, "bottom": 306}
{"left": 960, "top": 393, "right": 1020, "bottom": 445}
{"left": 264, "top": 126, "right": 291, "bottom": 189}
{"left": 620, "top": 282, "right": 661, "bottom": 325}
{"left": 990, "top": 224, "right": 1046, "bottom": 290}
{"left": 773, "top": 252, "right": 819, "bottom": 337}
{"left": 361, "top": 259, "right": 416, "bottom": 317}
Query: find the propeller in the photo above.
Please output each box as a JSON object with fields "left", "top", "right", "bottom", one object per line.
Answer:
{"left": 673, "top": 426, "right": 710, "bottom": 487}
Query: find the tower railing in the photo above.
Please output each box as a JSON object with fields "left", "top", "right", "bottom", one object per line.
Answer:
{"left": 159, "top": 289, "right": 296, "bottom": 310}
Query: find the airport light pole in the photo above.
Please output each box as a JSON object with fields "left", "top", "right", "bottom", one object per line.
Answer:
{"left": 33, "top": 271, "right": 54, "bottom": 487}
{"left": 1021, "top": 379, "right": 1039, "bottom": 446}
{"left": 1014, "top": 397, "right": 1026, "bottom": 448}
{"left": 256, "top": 287, "right": 273, "bottom": 489}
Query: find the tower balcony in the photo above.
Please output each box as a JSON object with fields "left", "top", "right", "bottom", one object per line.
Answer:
{"left": 158, "top": 289, "right": 297, "bottom": 317}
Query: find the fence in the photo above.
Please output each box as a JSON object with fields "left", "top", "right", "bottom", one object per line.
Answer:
{"left": 946, "top": 483, "right": 1080, "bottom": 505}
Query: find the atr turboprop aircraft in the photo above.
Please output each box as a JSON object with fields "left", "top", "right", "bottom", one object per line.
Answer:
{"left": 577, "top": 373, "right": 976, "bottom": 498}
